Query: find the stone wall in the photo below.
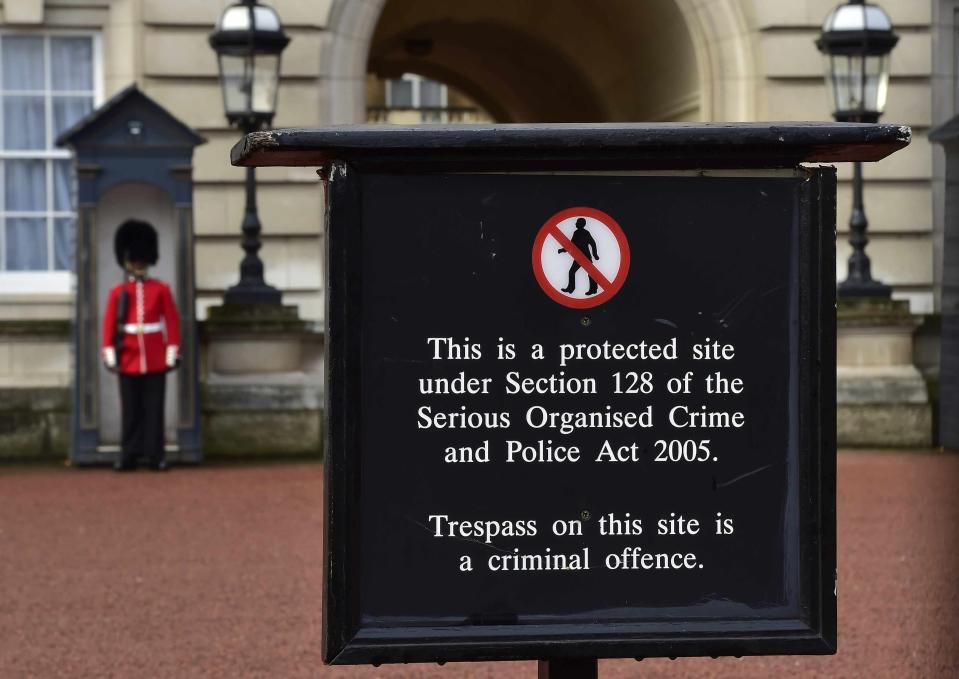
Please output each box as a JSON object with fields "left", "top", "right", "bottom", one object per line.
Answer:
{"left": 0, "top": 0, "right": 946, "bottom": 451}
{"left": 0, "top": 387, "right": 69, "bottom": 461}
{"left": 0, "top": 0, "right": 940, "bottom": 322}
{"left": 0, "top": 320, "right": 324, "bottom": 461}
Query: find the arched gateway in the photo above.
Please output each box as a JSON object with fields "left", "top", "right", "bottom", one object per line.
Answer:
{"left": 320, "top": 0, "right": 757, "bottom": 125}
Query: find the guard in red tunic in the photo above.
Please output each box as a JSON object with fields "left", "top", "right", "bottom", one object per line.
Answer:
{"left": 102, "top": 220, "right": 181, "bottom": 471}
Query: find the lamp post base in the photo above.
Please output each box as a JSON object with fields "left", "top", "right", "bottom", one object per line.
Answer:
{"left": 836, "top": 296, "right": 932, "bottom": 447}
{"left": 837, "top": 278, "right": 891, "bottom": 299}
{"left": 222, "top": 282, "right": 283, "bottom": 306}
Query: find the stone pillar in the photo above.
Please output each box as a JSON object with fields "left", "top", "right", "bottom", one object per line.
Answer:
{"left": 837, "top": 298, "right": 932, "bottom": 447}
{"left": 929, "top": 115, "right": 959, "bottom": 450}
{"left": 201, "top": 304, "right": 324, "bottom": 457}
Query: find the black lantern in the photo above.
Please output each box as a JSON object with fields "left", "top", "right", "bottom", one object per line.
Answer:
{"left": 210, "top": 0, "right": 289, "bottom": 306}
{"left": 817, "top": 0, "right": 898, "bottom": 297}
{"left": 209, "top": 0, "right": 290, "bottom": 132}
{"left": 817, "top": 0, "right": 897, "bottom": 124}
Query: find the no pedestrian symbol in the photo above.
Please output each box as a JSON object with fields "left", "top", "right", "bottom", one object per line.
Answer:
{"left": 532, "top": 206, "right": 631, "bottom": 309}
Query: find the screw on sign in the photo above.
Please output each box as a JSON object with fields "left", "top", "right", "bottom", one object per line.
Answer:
{"left": 532, "top": 207, "right": 631, "bottom": 309}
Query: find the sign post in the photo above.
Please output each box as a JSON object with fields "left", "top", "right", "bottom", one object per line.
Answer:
{"left": 231, "top": 123, "right": 908, "bottom": 671}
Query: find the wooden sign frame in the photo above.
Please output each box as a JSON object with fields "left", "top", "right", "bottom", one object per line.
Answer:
{"left": 229, "top": 123, "right": 909, "bottom": 666}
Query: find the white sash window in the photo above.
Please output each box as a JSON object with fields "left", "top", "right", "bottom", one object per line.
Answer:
{"left": 386, "top": 73, "right": 448, "bottom": 123}
{"left": 0, "top": 33, "right": 100, "bottom": 280}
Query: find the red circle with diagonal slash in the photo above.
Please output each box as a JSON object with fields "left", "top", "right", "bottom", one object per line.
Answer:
{"left": 532, "top": 207, "right": 631, "bottom": 309}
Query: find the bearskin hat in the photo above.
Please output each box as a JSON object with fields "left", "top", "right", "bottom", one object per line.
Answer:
{"left": 113, "top": 219, "right": 158, "bottom": 268}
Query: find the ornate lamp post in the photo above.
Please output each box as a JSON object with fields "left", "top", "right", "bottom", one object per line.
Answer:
{"left": 817, "top": 0, "right": 898, "bottom": 298}
{"left": 210, "top": 0, "right": 290, "bottom": 305}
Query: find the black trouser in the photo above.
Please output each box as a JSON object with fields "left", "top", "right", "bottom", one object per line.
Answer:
{"left": 119, "top": 372, "right": 166, "bottom": 467}
{"left": 565, "top": 261, "right": 598, "bottom": 294}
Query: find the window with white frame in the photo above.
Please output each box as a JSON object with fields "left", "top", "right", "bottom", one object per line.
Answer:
{"left": 386, "top": 73, "right": 448, "bottom": 122}
{"left": 0, "top": 33, "right": 99, "bottom": 274}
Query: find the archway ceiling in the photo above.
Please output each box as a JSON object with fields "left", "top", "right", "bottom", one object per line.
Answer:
{"left": 371, "top": 21, "right": 606, "bottom": 122}
{"left": 370, "top": 0, "right": 701, "bottom": 123}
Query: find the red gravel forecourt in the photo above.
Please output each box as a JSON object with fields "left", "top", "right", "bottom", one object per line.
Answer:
{"left": 0, "top": 451, "right": 957, "bottom": 679}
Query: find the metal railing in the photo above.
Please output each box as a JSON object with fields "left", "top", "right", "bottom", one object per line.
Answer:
{"left": 366, "top": 106, "right": 492, "bottom": 124}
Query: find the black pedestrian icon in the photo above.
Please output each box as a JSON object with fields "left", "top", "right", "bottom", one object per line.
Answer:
{"left": 558, "top": 217, "right": 600, "bottom": 295}
{"left": 533, "top": 206, "right": 629, "bottom": 309}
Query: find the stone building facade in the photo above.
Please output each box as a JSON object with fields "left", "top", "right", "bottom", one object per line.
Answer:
{"left": 0, "top": 0, "right": 949, "bottom": 457}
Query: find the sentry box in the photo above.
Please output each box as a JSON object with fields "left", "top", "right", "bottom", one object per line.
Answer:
{"left": 231, "top": 124, "right": 908, "bottom": 672}
{"left": 61, "top": 85, "right": 204, "bottom": 466}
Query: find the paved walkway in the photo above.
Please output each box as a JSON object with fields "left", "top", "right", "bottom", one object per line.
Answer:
{"left": 1, "top": 452, "right": 957, "bottom": 679}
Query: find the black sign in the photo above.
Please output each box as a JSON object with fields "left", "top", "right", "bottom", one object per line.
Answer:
{"left": 231, "top": 124, "right": 909, "bottom": 667}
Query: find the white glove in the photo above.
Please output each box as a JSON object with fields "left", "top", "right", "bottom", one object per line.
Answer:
{"left": 103, "top": 346, "right": 117, "bottom": 369}
{"left": 166, "top": 345, "right": 179, "bottom": 369}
